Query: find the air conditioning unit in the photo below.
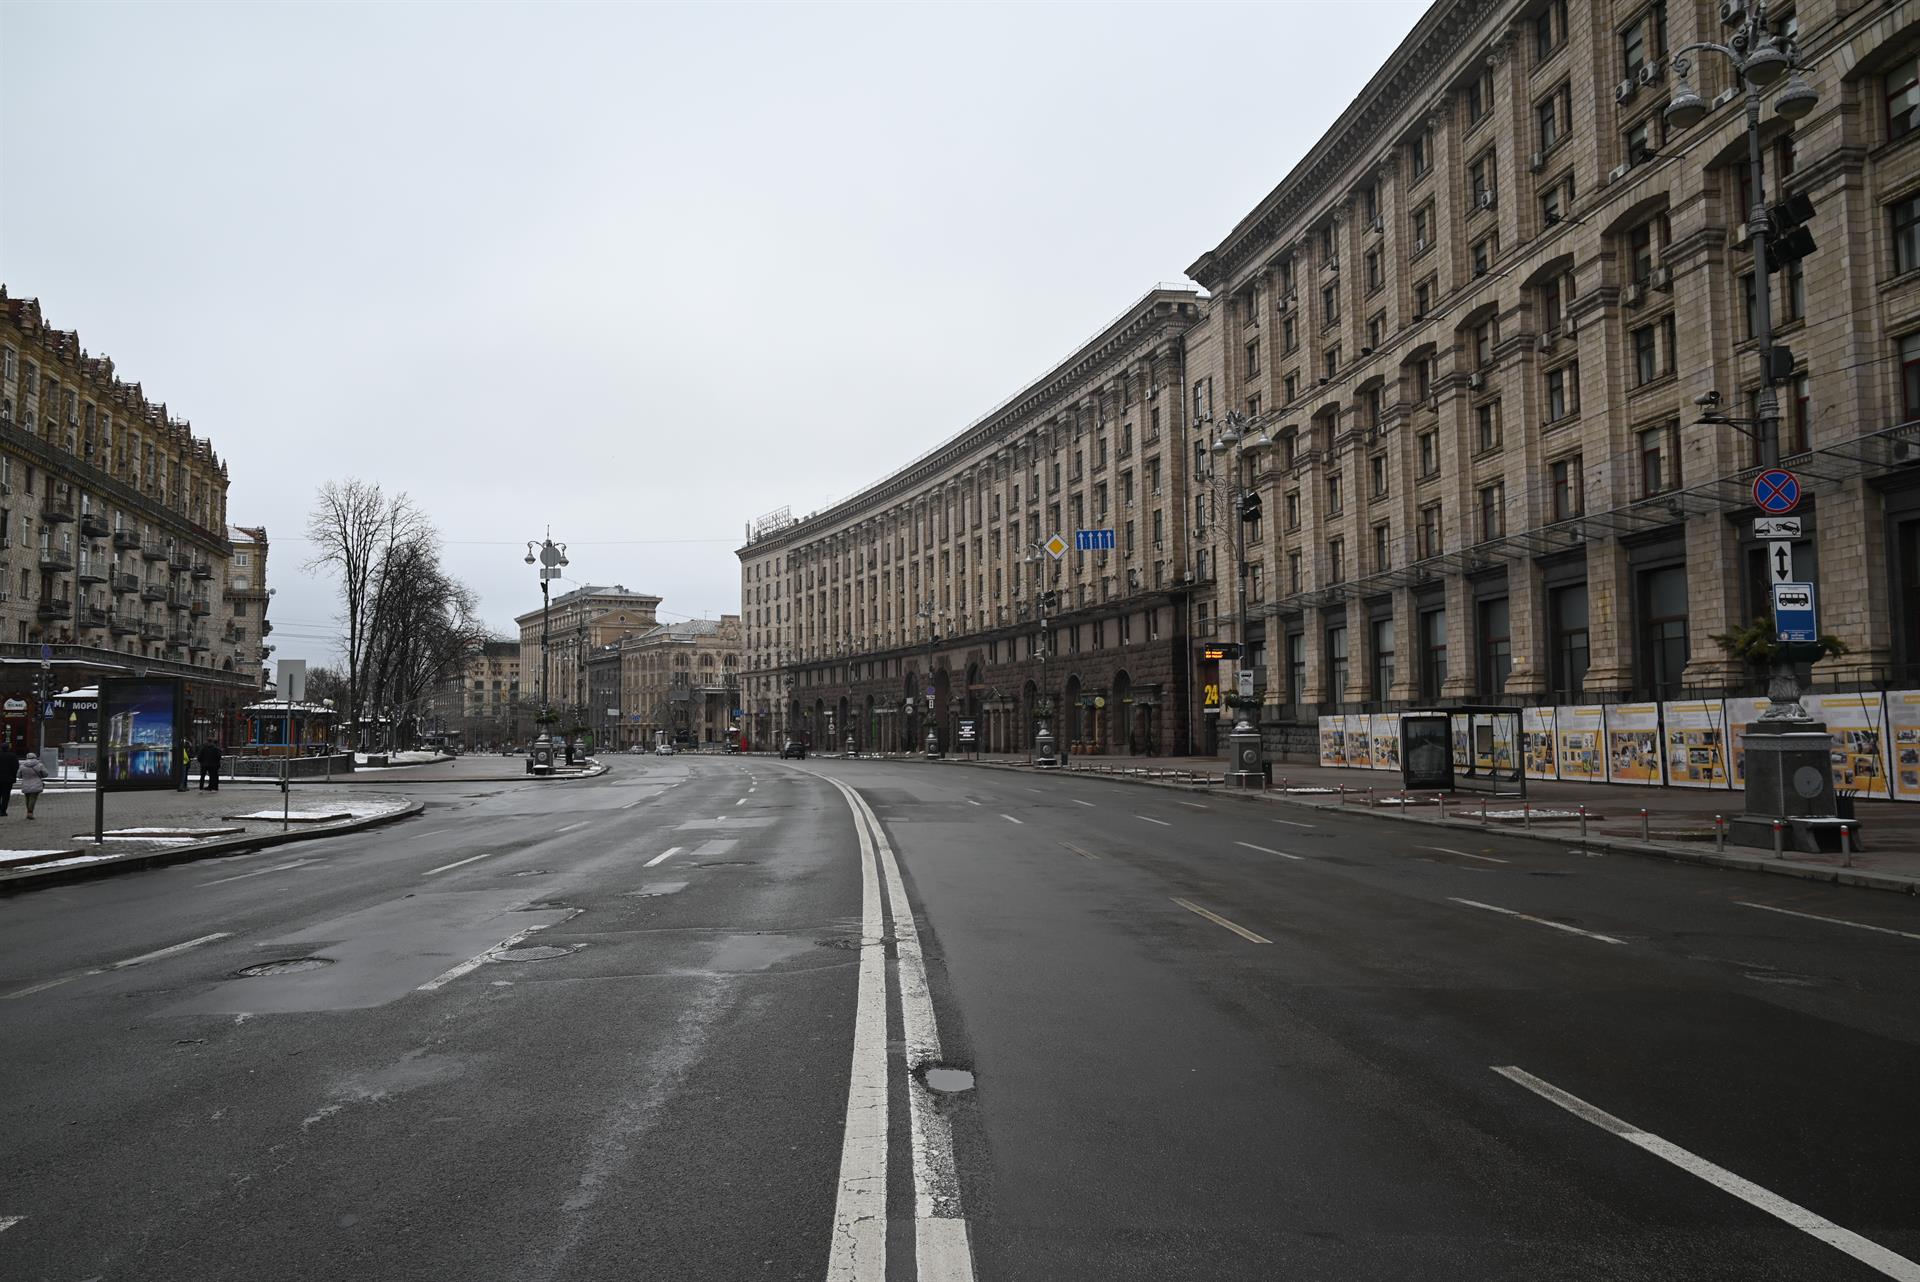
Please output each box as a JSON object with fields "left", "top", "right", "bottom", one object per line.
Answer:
{"left": 1326, "top": 254, "right": 1339, "bottom": 272}
{"left": 1564, "top": 313, "right": 1578, "bottom": 337}
{"left": 1711, "top": 86, "right": 1739, "bottom": 110}
{"left": 1616, "top": 79, "right": 1637, "bottom": 104}
{"left": 1893, "top": 438, "right": 1920, "bottom": 463}
{"left": 1276, "top": 293, "right": 1291, "bottom": 313}
{"left": 1609, "top": 162, "right": 1633, "bottom": 183}
{"left": 1529, "top": 151, "right": 1546, "bottom": 173}
{"left": 1639, "top": 59, "right": 1664, "bottom": 87}
{"left": 1467, "top": 372, "right": 1486, "bottom": 390}
{"left": 1624, "top": 283, "right": 1645, "bottom": 307}
{"left": 1415, "top": 236, "right": 1428, "bottom": 253}
{"left": 1477, "top": 190, "right": 1496, "bottom": 210}
{"left": 1649, "top": 265, "right": 1673, "bottom": 292}
{"left": 1718, "top": 0, "right": 1746, "bottom": 28}
{"left": 1368, "top": 215, "right": 1384, "bottom": 234}
{"left": 1535, "top": 333, "right": 1556, "bottom": 354}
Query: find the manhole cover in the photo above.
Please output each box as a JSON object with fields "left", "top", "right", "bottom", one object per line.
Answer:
{"left": 233, "top": 957, "right": 333, "bottom": 977}
{"left": 921, "top": 1065, "right": 975, "bottom": 1093}
{"left": 496, "top": 945, "right": 572, "bottom": 962}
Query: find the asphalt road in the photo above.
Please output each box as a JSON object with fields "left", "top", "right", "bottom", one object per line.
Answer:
{"left": 1, "top": 755, "right": 1916, "bottom": 1281}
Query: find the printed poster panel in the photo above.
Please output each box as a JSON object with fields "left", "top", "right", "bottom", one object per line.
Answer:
{"left": 1369, "top": 713, "right": 1402, "bottom": 772}
{"left": 1604, "top": 703, "right": 1664, "bottom": 785}
{"left": 1345, "top": 714, "right": 1373, "bottom": 769}
{"left": 1449, "top": 714, "right": 1470, "bottom": 770}
{"left": 99, "top": 677, "right": 185, "bottom": 792}
{"left": 1522, "top": 707, "right": 1558, "bottom": 781}
{"left": 1808, "top": 692, "right": 1892, "bottom": 800}
{"left": 1724, "top": 696, "right": 1772, "bottom": 789}
{"left": 1318, "top": 715, "right": 1346, "bottom": 767}
{"left": 1488, "top": 714, "right": 1517, "bottom": 775}
{"left": 1555, "top": 705, "right": 1606, "bottom": 783}
{"left": 1889, "top": 691, "right": 1920, "bottom": 802}
{"left": 1662, "top": 700, "right": 1731, "bottom": 789}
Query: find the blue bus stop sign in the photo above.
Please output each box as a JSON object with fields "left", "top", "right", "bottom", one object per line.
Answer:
{"left": 1771, "top": 581, "right": 1817, "bottom": 643}
{"left": 1753, "top": 468, "right": 1801, "bottom": 514}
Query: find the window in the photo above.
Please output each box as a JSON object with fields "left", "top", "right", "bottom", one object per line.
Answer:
{"left": 1365, "top": 248, "right": 1383, "bottom": 292}
{"left": 1660, "top": 313, "right": 1678, "bottom": 378}
{"left": 1538, "top": 94, "right": 1561, "bottom": 152}
{"left": 1414, "top": 353, "right": 1434, "bottom": 400}
{"left": 1894, "top": 195, "right": 1920, "bottom": 274}
{"left": 1640, "top": 564, "right": 1690, "bottom": 699}
{"left": 1785, "top": 372, "right": 1811, "bottom": 455}
{"left": 1540, "top": 174, "right": 1576, "bottom": 226}
{"left": 1287, "top": 631, "right": 1306, "bottom": 703}
{"left": 1534, "top": 0, "right": 1566, "bottom": 60}
{"left": 1467, "top": 69, "right": 1493, "bottom": 126}
{"left": 1628, "top": 218, "right": 1663, "bottom": 282}
{"left": 1245, "top": 339, "right": 1261, "bottom": 377}
{"left": 1472, "top": 234, "right": 1497, "bottom": 276}
{"left": 1639, "top": 422, "right": 1679, "bottom": 495}
{"left": 1283, "top": 316, "right": 1298, "bottom": 353}
{"left": 1284, "top": 490, "right": 1300, "bottom": 530}
{"left": 1419, "top": 608, "right": 1448, "bottom": 699}
{"left": 1362, "top": 386, "right": 1383, "bottom": 428}
{"left": 1283, "top": 372, "right": 1299, "bottom": 401}
{"left": 1633, "top": 324, "right": 1659, "bottom": 386}
{"left": 1327, "top": 625, "right": 1351, "bottom": 698}
{"left": 1740, "top": 272, "right": 1758, "bottom": 339}
{"left": 1625, "top": 117, "right": 1660, "bottom": 167}
{"left": 1418, "top": 502, "right": 1443, "bottom": 557}
{"left": 1322, "top": 282, "right": 1340, "bottom": 326}
{"left": 1550, "top": 454, "right": 1584, "bottom": 519}
{"left": 1323, "top": 346, "right": 1339, "bottom": 380}
{"left": 1541, "top": 276, "right": 1565, "bottom": 332}
{"left": 1412, "top": 204, "right": 1432, "bottom": 252}
{"left": 1904, "top": 333, "right": 1920, "bottom": 419}
{"left": 1288, "top": 550, "right": 1303, "bottom": 593}
{"left": 1545, "top": 363, "right": 1578, "bottom": 421}
{"left": 1329, "top": 536, "right": 1346, "bottom": 583}
{"left": 1410, "top": 129, "right": 1430, "bottom": 178}
{"left": 1782, "top": 257, "right": 1805, "bottom": 322}
{"left": 1417, "top": 430, "right": 1439, "bottom": 478}
{"left": 1478, "top": 597, "right": 1512, "bottom": 695}
{"left": 1550, "top": 583, "right": 1590, "bottom": 701}
{"left": 1193, "top": 378, "right": 1212, "bottom": 423}
{"left": 1372, "top": 618, "right": 1396, "bottom": 699}
{"left": 1470, "top": 152, "right": 1496, "bottom": 208}
{"left": 1889, "top": 55, "right": 1920, "bottom": 142}
{"left": 1473, "top": 319, "right": 1496, "bottom": 367}
{"left": 1250, "top": 563, "right": 1265, "bottom": 603}
{"left": 1362, "top": 185, "right": 1379, "bottom": 226}
{"left": 1370, "top": 452, "right": 1390, "bottom": 499}
{"left": 1327, "top": 472, "right": 1344, "bottom": 514}
{"left": 1372, "top": 522, "right": 1393, "bottom": 571}
{"left": 1475, "top": 401, "right": 1502, "bottom": 453}
{"left": 1621, "top": 3, "right": 1665, "bottom": 78}
{"left": 1478, "top": 482, "right": 1505, "bottom": 540}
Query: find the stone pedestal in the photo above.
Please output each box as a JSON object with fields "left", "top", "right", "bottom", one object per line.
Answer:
{"left": 1728, "top": 719, "right": 1857, "bottom": 853}
{"left": 1034, "top": 724, "right": 1058, "bottom": 768}
{"left": 1229, "top": 718, "right": 1264, "bottom": 788}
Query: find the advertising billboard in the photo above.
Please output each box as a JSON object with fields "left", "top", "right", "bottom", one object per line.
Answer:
{"left": 98, "top": 677, "right": 184, "bottom": 791}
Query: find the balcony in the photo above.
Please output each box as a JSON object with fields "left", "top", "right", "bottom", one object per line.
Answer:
{"left": 141, "top": 541, "right": 167, "bottom": 562}
{"left": 112, "top": 529, "right": 140, "bottom": 550}
{"left": 168, "top": 547, "right": 192, "bottom": 571}
{"left": 43, "top": 502, "right": 74, "bottom": 524}
{"left": 140, "top": 622, "right": 166, "bottom": 642}
{"left": 260, "top": 618, "right": 272, "bottom": 636}
{"left": 79, "top": 513, "right": 109, "bottom": 538}
{"left": 36, "top": 597, "right": 72, "bottom": 620}
{"left": 79, "top": 604, "right": 109, "bottom": 630}
{"left": 76, "top": 560, "right": 107, "bottom": 585}
{"left": 168, "top": 628, "right": 192, "bottom": 647}
{"left": 189, "top": 633, "right": 210, "bottom": 653}
{"left": 112, "top": 572, "right": 139, "bottom": 595}
{"left": 190, "top": 558, "right": 213, "bottom": 579}
{"left": 141, "top": 583, "right": 168, "bottom": 602}
{"left": 109, "top": 613, "right": 137, "bottom": 636}
{"left": 189, "top": 597, "right": 210, "bottom": 617}
{"left": 37, "top": 548, "right": 73, "bottom": 572}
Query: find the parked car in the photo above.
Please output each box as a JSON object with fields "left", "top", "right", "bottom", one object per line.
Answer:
{"left": 780, "top": 740, "right": 807, "bottom": 760}
{"left": 654, "top": 743, "right": 676, "bottom": 756}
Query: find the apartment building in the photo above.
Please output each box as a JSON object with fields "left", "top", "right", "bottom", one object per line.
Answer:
{"left": 616, "top": 616, "right": 741, "bottom": 749}
{"left": 225, "top": 525, "right": 271, "bottom": 688}
{"left": 739, "top": 289, "right": 1202, "bottom": 754}
{"left": 513, "top": 584, "right": 660, "bottom": 718}
{"left": 1180, "top": 0, "right": 1920, "bottom": 746}
{"left": 428, "top": 639, "right": 522, "bottom": 747}
{"left": 0, "top": 289, "right": 263, "bottom": 742}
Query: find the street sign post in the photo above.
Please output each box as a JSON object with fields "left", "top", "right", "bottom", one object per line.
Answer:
{"left": 1753, "top": 516, "right": 1802, "bottom": 539}
{"left": 1753, "top": 468, "right": 1802, "bottom": 514}
{"left": 1236, "top": 669, "right": 1255, "bottom": 699}
{"left": 1771, "top": 581, "right": 1817, "bottom": 643}
{"left": 1768, "top": 541, "right": 1794, "bottom": 582}
{"left": 1074, "top": 529, "right": 1116, "bottom": 552}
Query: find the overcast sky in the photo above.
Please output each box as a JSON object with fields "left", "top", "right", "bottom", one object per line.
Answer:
{"left": 1, "top": 0, "right": 1426, "bottom": 668}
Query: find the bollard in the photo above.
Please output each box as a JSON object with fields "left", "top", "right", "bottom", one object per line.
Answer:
{"left": 1479, "top": 795, "right": 1489, "bottom": 823}
{"left": 1639, "top": 808, "right": 1650, "bottom": 843}
{"left": 1339, "top": 784, "right": 1346, "bottom": 805}
{"left": 1714, "top": 814, "right": 1725, "bottom": 853}
{"left": 1437, "top": 794, "right": 1447, "bottom": 821}
{"left": 1523, "top": 804, "right": 1532, "bottom": 831}
{"left": 1578, "top": 804, "right": 1588, "bottom": 843}
{"left": 1282, "top": 776, "right": 1290, "bottom": 794}
{"left": 1368, "top": 786, "right": 1375, "bottom": 808}
{"left": 1772, "top": 818, "right": 1785, "bottom": 859}
{"left": 1841, "top": 824, "right": 1854, "bottom": 868}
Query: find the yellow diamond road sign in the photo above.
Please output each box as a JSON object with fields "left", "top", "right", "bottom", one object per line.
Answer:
{"left": 1044, "top": 533, "right": 1068, "bottom": 559}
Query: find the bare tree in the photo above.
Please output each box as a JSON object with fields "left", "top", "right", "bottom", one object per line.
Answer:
{"left": 305, "top": 480, "right": 428, "bottom": 747}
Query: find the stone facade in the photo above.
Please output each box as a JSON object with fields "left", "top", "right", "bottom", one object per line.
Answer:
{"left": 427, "top": 639, "right": 522, "bottom": 748}
{"left": 225, "top": 525, "right": 271, "bottom": 689}
{"left": 513, "top": 584, "right": 659, "bottom": 720}
{"left": 739, "top": 289, "right": 1203, "bottom": 755}
{"left": 614, "top": 616, "right": 741, "bottom": 749}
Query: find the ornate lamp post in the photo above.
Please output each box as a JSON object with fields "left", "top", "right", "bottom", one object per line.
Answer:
{"left": 523, "top": 532, "right": 567, "bottom": 772}
{"left": 1210, "top": 411, "right": 1275, "bottom": 786}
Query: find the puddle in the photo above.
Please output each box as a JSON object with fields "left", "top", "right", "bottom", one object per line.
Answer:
{"left": 496, "top": 945, "right": 573, "bottom": 962}
{"left": 921, "top": 1066, "right": 975, "bottom": 1093}
{"left": 233, "top": 957, "right": 334, "bottom": 977}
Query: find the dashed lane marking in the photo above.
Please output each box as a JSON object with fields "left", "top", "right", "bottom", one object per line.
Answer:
{"left": 109, "top": 932, "right": 233, "bottom": 970}
{"left": 423, "top": 852, "right": 495, "bottom": 876}
{"left": 1235, "top": 841, "right": 1304, "bottom": 861}
{"left": 0, "top": 975, "right": 77, "bottom": 1001}
{"left": 1451, "top": 898, "right": 1625, "bottom": 945}
{"left": 1071, "top": 799, "right": 1096, "bottom": 808}
{"left": 644, "top": 846, "right": 683, "bottom": 868}
{"left": 1001, "top": 814, "right": 1024, "bottom": 825}
{"left": 1735, "top": 900, "right": 1920, "bottom": 943}
{"left": 1059, "top": 841, "right": 1100, "bottom": 860}
{"left": 1170, "top": 898, "right": 1272, "bottom": 944}
{"left": 1271, "top": 818, "right": 1316, "bottom": 828}
{"left": 556, "top": 820, "right": 591, "bottom": 834}
{"left": 1425, "top": 845, "right": 1510, "bottom": 864}
{"left": 0, "top": 1217, "right": 21, "bottom": 1234}
{"left": 1495, "top": 1066, "right": 1920, "bottom": 1281}
{"left": 1136, "top": 815, "right": 1171, "bottom": 827}
{"left": 1178, "top": 801, "right": 1209, "bottom": 810}
{"left": 417, "top": 911, "right": 580, "bottom": 992}
{"left": 199, "top": 858, "right": 315, "bottom": 887}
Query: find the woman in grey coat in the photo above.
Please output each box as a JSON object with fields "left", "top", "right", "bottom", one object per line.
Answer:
{"left": 17, "top": 750, "right": 47, "bottom": 819}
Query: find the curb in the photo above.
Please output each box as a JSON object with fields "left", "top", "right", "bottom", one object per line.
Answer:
{"left": 0, "top": 800, "right": 427, "bottom": 895}
{"left": 926, "top": 757, "right": 1920, "bottom": 897}
{"left": 208, "top": 762, "right": 614, "bottom": 786}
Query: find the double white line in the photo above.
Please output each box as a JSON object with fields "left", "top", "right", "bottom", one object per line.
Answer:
{"left": 817, "top": 773, "right": 975, "bottom": 1282}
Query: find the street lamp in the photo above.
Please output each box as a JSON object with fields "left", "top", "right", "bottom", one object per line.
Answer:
{"left": 1019, "top": 542, "right": 1060, "bottom": 764}
{"left": 1210, "top": 411, "right": 1273, "bottom": 786}
{"left": 523, "top": 531, "right": 568, "bottom": 769}
{"left": 1664, "top": 5, "right": 1837, "bottom": 837}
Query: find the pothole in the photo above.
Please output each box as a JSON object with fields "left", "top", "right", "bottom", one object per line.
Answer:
{"left": 496, "top": 945, "right": 573, "bottom": 962}
{"left": 920, "top": 1065, "right": 976, "bottom": 1093}
{"left": 233, "top": 957, "right": 334, "bottom": 977}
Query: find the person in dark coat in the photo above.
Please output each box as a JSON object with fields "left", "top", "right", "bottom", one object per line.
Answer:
{"left": 198, "top": 739, "right": 223, "bottom": 791}
{"left": 0, "top": 741, "right": 18, "bottom": 817}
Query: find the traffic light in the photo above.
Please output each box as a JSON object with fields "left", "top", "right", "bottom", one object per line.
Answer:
{"left": 1765, "top": 191, "right": 1816, "bottom": 273}
{"left": 1239, "top": 493, "right": 1263, "bottom": 523}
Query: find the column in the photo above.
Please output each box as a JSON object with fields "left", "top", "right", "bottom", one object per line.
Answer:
{"left": 1504, "top": 557, "right": 1548, "bottom": 698}
{"left": 1581, "top": 541, "right": 1635, "bottom": 697}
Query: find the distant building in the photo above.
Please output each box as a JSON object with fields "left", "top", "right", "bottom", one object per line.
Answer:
{"left": 225, "top": 525, "right": 270, "bottom": 689}
{"left": 616, "top": 615, "right": 741, "bottom": 749}
{"left": 427, "top": 639, "right": 522, "bottom": 748}
{"left": 513, "top": 584, "right": 660, "bottom": 721}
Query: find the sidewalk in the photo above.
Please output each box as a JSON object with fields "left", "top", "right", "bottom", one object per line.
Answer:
{"left": 924, "top": 751, "right": 1920, "bottom": 895}
{"left": 0, "top": 781, "right": 420, "bottom": 891}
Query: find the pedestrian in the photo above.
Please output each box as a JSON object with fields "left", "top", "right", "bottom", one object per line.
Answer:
{"left": 198, "top": 739, "right": 223, "bottom": 791}
{"left": 176, "top": 741, "right": 191, "bottom": 792}
{"left": 18, "top": 748, "right": 46, "bottom": 820}
{"left": 0, "top": 740, "right": 17, "bottom": 818}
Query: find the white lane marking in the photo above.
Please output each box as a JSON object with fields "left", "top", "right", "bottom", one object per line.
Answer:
{"left": 1001, "top": 814, "right": 1023, "bottom": 825}
{"left": 1059, "top": 841, "right": 1100, "bottom": 860}
{"left": 0, "top": 1216, "right": 20, "bottom": 1233}
{"left": 1235, "top": 841, "right": 1304, "bottom": 861}
{"left": 1451, "top": 898, "right": 1625, "bottom": 945}
{"left": 1735, "top": 900, "right": 1920, "bottom": 943}
{"left": 1071, "top": 799, "right": 1096, "bottom": 808}
{"left": 644, "top": 846, "right": 683, "bottom": 868}
{"left": 1271, "top": 818, "right": 1317, "bottom": 828}
{"left": 1495, "top": 1066, "right": 1920, "bottom": 1281}
{"left": 1, "top": 975, "right": 77, "bottom": 1000}
{"left": 423, "top": 852, "right": 495, "bottom": 876}
{"left": 412, "top": 828, "right": 454, "bottom": 839}
{"left": 556, "top": 820, "right": 591, "bottom": 834}
{"left": 620, "top": 799, "right": 644, "bottom": 810}
{"left": 1178, "top": 801, "right": 1209, "bottom": 810}
{"left": 1136, "top": 815, "right": 1171, "bottom": 826}
{"left": 823, "top": 774, "right": 977, "bottom": 1281}
{"left": 734, "top": 798, "right": 748, "bottom": 807}
{"left": 1024, "top": 787, "right": 1044, "bottom": 794}
{"left": 1425, "top": 845, "right": 1511, "bottom": 865}
{"left": 198, "top": 858, "right": 315, "bottom": 887}
{"left": 416, "top": 911, "right": 579, "bottom": 992}
{"left": 824, "top": 779, "right": 892, "bottom": 1280}
{"left": 964, "top": 799, "right": 981, "bottom": 806}
{"left": 109, "top": 932, "right": 233, "bottom": 970}
{"left": 1171, "top": 897, "right": 1272, "bottom": 944}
